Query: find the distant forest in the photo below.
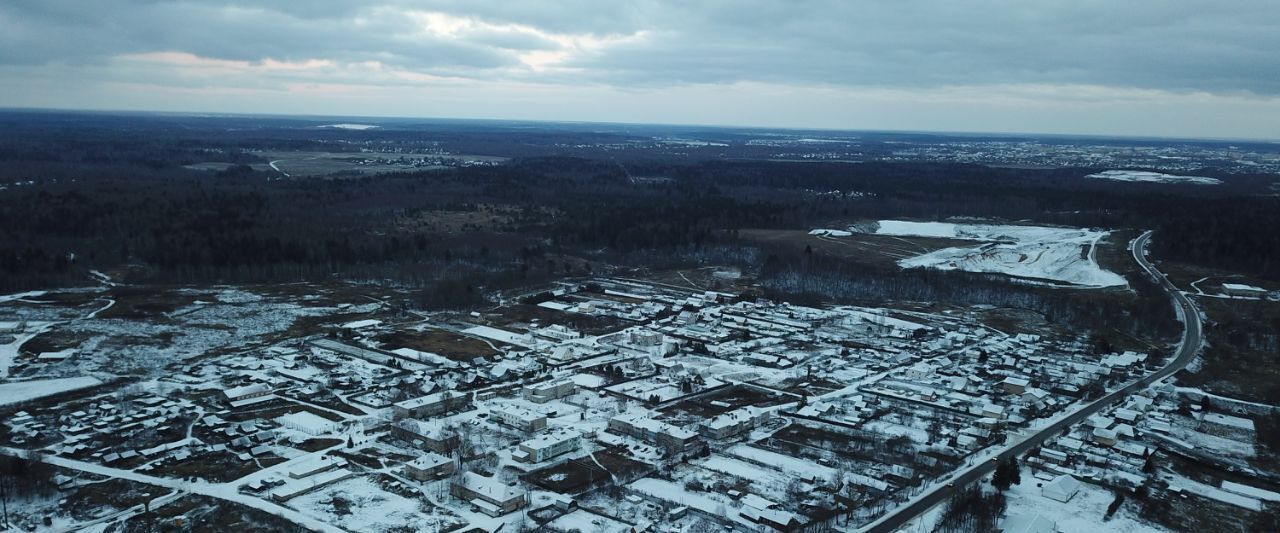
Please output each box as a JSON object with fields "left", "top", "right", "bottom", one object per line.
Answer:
{"left": 0, "top": 114, "right": 1276, "bottom": 323}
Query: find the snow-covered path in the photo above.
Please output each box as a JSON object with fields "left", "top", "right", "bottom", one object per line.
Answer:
{"left": 48, "top": 488, "right": 184, "bottom": 533}
{"left": 268, "top": 160, "right": 290, "bottom": 177}
{"left": 84, "top": 298, "right": 115, "bottom": 319}
{"left": 0, "top": 447, "right": 348, "bottom": 533}
{"left": 88, "top": 270, "right": 118, "bottom": 287}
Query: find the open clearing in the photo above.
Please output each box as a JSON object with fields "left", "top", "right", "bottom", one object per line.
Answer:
{"left": 866, "top": 220, "right": 1127, "bottom": 288}
{"left": 739, "top": 228, "right": 971, "bottom": 267}
{"left": 1086, "top": 170, "right": 1222, "bottom": 185}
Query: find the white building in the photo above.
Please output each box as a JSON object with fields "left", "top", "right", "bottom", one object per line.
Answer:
{"left": 404, "top": 452, "right": 455, "bottom": 480}
{"left": 1222, "top": 283, "right": 1267, "bottom": 298}
{"left": 514, "top": 430, "right": 581, "bottom": 463}
{"left": 223, "top": 383, "right": 273, "bottom": 408}
{"left": 1042, "top": 474, "right": 1082, "bottom": 503}
{"left": 275, "top": 411, "right": 340, "bottom": 436}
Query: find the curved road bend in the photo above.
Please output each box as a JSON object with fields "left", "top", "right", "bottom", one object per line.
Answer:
{"left": 861, "top": 230, "right": 1203, "bottom": 532}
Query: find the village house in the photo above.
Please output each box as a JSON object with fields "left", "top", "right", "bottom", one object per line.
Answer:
{"left": 451, "top": 472, "right": 526, "bottom": 517}
{"left": 1000, "top": 376, "right": 1030, "bottom": 395}
{"left": 699, "top": 406, "right": 771, "bottom": 440}
{"left": 1092, "top": 427, "right": 1118, "bottom": 447}
{"left": 404, "top": 452, "right": 455, "bottom": 481}
{"left": 1042, "top": 474, "right": 1082, "bottom": 503}
{"left": 492, "top": 407, "right": 548, "bottom": 433}
{"left": 392, "top": 419, "right": 460, "bottom": 454}
{"left": 739, "top": 493, "right": 800, "bottom": 531}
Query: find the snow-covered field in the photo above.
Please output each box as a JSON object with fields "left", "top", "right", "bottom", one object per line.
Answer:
{"left": 700, "top": 454, "right": 789, "bottom": 488}
{"left": 1002, "top": 476, "right": 1154, "bottom": 532}
{"left": 1086, "top": 170, "right": 1222, "bottom": 185}
{"left": 867, "top": 220, "right": 1127, "bottom": 288}
{"left": 0, "top": 376, "right": 103, "bottom": 407}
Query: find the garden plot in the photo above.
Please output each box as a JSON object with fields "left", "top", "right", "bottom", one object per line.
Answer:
{"left": 862, "top": 420, "right": 932, "bottom": 444}
{"left": 864, "top": 220, "right": 1126, "bottom": 288}
{"left": 698, "top": 455, "right": 790, "bottom": 495}
{"left": 630, "top": 478, "right": 755, "bottom": 528}
{"left": 726, "top": 444, "right": 839, "bottom": 484}
{"left": 606, "top": 375, "right": 723, "bottom": 403}
{"left": 1168, "top": 415, "right": 1256, "bottom": 458}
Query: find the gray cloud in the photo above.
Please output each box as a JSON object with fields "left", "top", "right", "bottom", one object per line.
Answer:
{"left": 1, "top": 0, "right": 1277, "bottom": 95}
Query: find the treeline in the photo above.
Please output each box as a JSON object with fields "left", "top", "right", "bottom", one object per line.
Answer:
{"left": 0, "top": 451, "right": 58, "bottom": 503}
{"left": 1, "top": 150, "right": 1276, "bottom": 310}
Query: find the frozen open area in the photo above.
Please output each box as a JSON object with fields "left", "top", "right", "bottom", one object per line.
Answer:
{"left": 1086, "top": 170, "right": 1222, "bottom": 185}
{"left": 868, "top": 220, "right": 1127, "bottom": 288}
{"left": 318, "top": 123, "right": 380, "bottom": 130}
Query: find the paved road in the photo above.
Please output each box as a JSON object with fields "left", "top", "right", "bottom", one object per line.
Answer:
{"left": 861, "top": 230, "right": 1203, "bottom": 532}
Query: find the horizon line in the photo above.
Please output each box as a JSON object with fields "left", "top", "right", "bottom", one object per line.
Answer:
{"left": 2, "top": 105, "right": 1278, "bottom": 145}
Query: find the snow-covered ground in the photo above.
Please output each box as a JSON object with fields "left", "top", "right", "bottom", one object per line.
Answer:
{"left": 546, "top": 509, "right": 632, "bottom": 531}
{"left": 1086, "top": 170, "right": 1222, "bottom": 185}
{"left": 0, "top": 376, "right": 103, "bottom": 407}
{"left": 726, "top": 444, "right": 838, "bottom": 482}
{"left": 1221, "top": 480, "right": 1280, "bottom": 503}
{"left": 0, "top": 290, "right": 47, "bottom": 304}
{"left": 460, "top": 325, "right": 532, "bottom": 347}
{"left": 1002, "top": 476, "right": 1155, "bottom": 532}
{"left": 867, "top": 220, "right": 1127, "bottom": 288}
{"left": 809, "top": 228, "right": 852, "bottom": 237}
{"left": 290, "top": 476, "right": 461, "bottom": 532}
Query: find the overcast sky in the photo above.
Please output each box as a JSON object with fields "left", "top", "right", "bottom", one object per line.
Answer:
{"left": 2, "top": 1, "right": 1278, "bottom": 139}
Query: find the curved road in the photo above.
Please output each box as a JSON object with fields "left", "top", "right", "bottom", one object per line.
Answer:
{"left": 862, "top": 230, "right": 1203, "bottom": 532}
